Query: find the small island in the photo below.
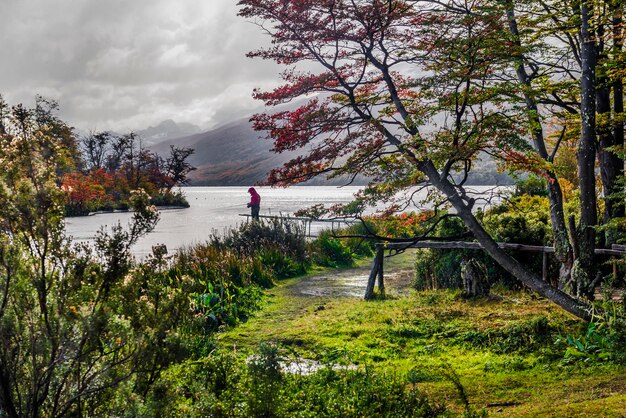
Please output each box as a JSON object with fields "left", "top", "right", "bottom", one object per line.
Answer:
{"left": 61, "top": 130, "right": 195, "bottom": 216}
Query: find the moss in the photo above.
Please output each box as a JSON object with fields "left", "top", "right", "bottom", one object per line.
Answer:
{"left": 217, "top": 265, "right": 626, "bottom": 416}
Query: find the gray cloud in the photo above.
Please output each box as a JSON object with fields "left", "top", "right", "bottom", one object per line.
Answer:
{"left": 0, "top": 0, "right": 279, "bottom": 132}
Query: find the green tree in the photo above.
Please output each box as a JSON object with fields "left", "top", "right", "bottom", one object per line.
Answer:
{"left": 0, "top": 99, "right": 187, "bottom": 417}
{"left": 164, "top": 145, "right": 196, "bottom": 191}
{"left": 237, "top": 0, "right": 626, "bottom": 319}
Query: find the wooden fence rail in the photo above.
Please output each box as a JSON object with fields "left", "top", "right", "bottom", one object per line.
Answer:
{"left": 364, "top": 241, "right": 626, "bottom": 300}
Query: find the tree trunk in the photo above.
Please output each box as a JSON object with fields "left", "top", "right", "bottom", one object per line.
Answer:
{"left": 575, "top": 0, "right": 598, "bottom": 299}
{"left": 503, "top": 3, "right": 574, "bottom": 287}
{"left": 420, "top": 160, "right": 592, "bottom": 320}
{"left": 596, "top": 79, "right": 613, "bottom": 247}
{"left": 610, "top": 4, "right": 626, "bottom": 230}
{"left": 595, "top": 5, "right": 624, "bottom": 246}
{"left": 461, "top": 258, "right": 491, "bottom": 298}
{"left": 0, "top": 368, "right": 20, "bottom": 418}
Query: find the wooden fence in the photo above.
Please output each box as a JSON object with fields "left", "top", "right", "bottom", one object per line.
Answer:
{"left": 236, "top": 213, "right": 626, "bottom": 300}
{"left": 365, "top": 241, "right": 626, "bottom": 299}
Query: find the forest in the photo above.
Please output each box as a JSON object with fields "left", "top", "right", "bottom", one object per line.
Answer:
{"left": 0, "top": 96, "right": 196, "bottom": 217}
{"left": 0, "top": 0, "right": 625, "bottom": 416}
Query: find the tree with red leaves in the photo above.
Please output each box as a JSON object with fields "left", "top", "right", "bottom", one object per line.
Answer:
{"left": 237, "top": 0, "right": 622, "bottom": 319}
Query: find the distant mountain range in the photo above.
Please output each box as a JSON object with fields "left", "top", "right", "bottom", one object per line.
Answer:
{"left": 148, "top": 117, "right": 513, "bottom": 186}
{"left": 149, "top": 117, "right": 304, "bottom": 186}
{"left": 138, "top": 119, "right": 202, "bottom": 146}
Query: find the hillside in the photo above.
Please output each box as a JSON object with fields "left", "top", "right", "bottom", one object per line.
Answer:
{"left": 138, "top": 119, "right": 202, "bottom": 146}
{"left": 149, "top": 117, "right": 365, "bottom": 186}
{"left": 150, "top": 117, "right": 297, "bottom": 186}
{"left": 150, "top": 117, "right": 512, "bottom": 187}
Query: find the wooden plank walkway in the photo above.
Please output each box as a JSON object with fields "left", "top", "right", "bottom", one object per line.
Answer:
{"left": 238, "top": 213, "right": 358, "bottom": 237}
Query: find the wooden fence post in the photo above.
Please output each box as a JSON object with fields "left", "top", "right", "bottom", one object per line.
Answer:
{"left": 365, "top": 244, "right": 384, "bottom": 300}
{"left": 376, "top": 246, "right": 385, "bottom": 296}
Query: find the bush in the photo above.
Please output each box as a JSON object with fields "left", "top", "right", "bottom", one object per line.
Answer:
{"left": 258, "top": 246, "right": 306, "bottom": 279}
{"left": 150, "top": 189, "right": 190, "bottom": 207}
{"left": 173, "top": 245, "right": 269, "bottom": 331}
{"left": 309, "top": 230, "right": 355, "bottom": 267}
{"left": 557, "top": 302, "right": 626, "bottom": 364}
{"left": 413, "top": 215, "right": 483, "bottom": 291}
{"left": 514, "top": 175, "right": 548, "bottom": 197}
{"left": 278, "top": 367, "right": 444, "bottom": 417}
{"left": 213, "top": 218, "right": 309, "bottom": 268}
{"left": 171, "top": 220, "right": 314, "bottom": 332}
{"left": 115, "top": 200, "right": 130, "bottom": 211}
{"left": 138, "top": 347, "right": 446, "bottom": 417}
{"left": 414, "top": 196, "right": 558, "bottom": 291}
{"left": 336, "top": 221, "right": 377, "bottom": 257}
{"left": 484, "top": 195, "right": 551, "bottom": 245}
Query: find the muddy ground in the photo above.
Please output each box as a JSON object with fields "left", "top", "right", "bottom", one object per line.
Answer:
{"left": 284, "top": 265, "right": 415, "bottom": 298}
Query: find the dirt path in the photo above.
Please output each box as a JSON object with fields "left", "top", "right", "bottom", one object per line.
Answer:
{"left": 217, "top": 259, "right": 416, "bottom": 349}
{"left": 282, "top": 263, "right": 414, "bottom": 298}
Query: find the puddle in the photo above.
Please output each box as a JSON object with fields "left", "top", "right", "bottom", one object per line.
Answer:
{"left": 280, "top": 358, "right": 357, "bottom": 375}
{"left": 288, "top": 268, "right": 414, "bottom": 298}
{"left": 246, "top": 354, "right": 358, "bottom": 376}
{"left": 295, "top": 274, "right": 370, "bottom": 298}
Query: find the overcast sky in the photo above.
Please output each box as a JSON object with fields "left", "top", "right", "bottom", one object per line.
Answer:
{"left": 0, "top": 0, "right": 280, "bottom": 132}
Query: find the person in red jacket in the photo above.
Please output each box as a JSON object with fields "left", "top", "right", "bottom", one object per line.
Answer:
{"left": 247, "top": 187, "right": 261, "bottom": 220}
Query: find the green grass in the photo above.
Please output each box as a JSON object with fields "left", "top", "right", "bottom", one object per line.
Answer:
{"left": 216, "top": 255, "right": 626, "bottom": 416}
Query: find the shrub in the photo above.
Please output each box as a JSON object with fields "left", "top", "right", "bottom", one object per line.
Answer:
{"left": 413, "top": 215, "right": 481, "bottom": 291}
{"left": 139, "top": 347, "right": 446, "bottom": 417}
{"left": 414, "top": 195, "right": 560, "bottom": 291}
{"left": 309, "top": 230, "right": 355, "bottom": 267}
{"left": 247, "top": 342, "right": 284, "bottom": 417}
{"left": 335, "top": 220, "right": 377, "bottom": 257}
{"left": 514, "top": 175, "right": 548, "bottom": 197}
{"left": 171, "top": 220, "right": 314, "bottom": 332}
{"left": 278, "top": 366, "right": 445, "bottom": 417}
{"left": 115, "top": 200, "right": 130, "bottom": 211}
{"left": 150, "top": 189, "right": 190, "bottom": 207}
{"left": 414, "top": 248, "right": 466, "bottom": 290}
{"left": 213, "top": 218, "right": 309, "bottom": 269}
{"left": 557, "top": 302, "right": 626, "bottom": 364}
{"left": 484, "top": 195, "right": 551, "bottom": 245}
{"left": 258, "top": 246, "right": 306, "bottom": 279}
{"left": 173, "top": 245, "right": 269, "bottom": 330}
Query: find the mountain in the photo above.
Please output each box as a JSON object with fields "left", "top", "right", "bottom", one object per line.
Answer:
{"left": 149, "top": 117, "right": 304, "bottom": 186}
{"left": 149, "top": 117, "right": 512, "bottom": 187}
{"left": 138, "top": 119, "right": 202, "bottom": 146}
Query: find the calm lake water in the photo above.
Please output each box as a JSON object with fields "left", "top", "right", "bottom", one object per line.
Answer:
{"left": 63, "top": 185, "right": 507, "bottom": 258}
{"left": 64, "top": 186, "right": 362, "bottom": 258}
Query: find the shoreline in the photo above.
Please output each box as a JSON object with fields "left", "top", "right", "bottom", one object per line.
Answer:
{"left": 65, "top": 205, "right": 190, "bottom": 218}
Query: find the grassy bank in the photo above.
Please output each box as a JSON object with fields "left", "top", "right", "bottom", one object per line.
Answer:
{"left": 216, "top": 254, "right": 626, "bottom": 417}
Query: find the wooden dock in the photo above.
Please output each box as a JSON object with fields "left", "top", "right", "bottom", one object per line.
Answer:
{"left": 238, "top": 213, "right": 358, "bottom": 237}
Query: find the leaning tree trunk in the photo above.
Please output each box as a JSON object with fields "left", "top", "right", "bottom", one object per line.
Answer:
{"left": 420, "top": 160, "right": 592, "bottom": 321}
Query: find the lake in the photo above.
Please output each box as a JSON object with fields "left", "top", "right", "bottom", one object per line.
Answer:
{"left": 64, "top": 186, "right": 362, "bottom": 258}
{"left": 63, "top": 185, "right": 508, "bottom": 258}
